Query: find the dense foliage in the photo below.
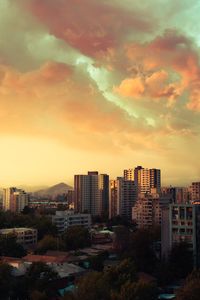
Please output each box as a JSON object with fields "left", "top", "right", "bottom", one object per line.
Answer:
{"left": 62, "top": 225, "right": 91, "bottom": 250}
{"left": 0, "top": 261, "right": 59, "bottom": 300}
{"left": 0, "top": 234, "right": 27, "bottom": 257}
{"left": 176, "top": 270, "right": 200, "bottom": 300}
{"left": 0, "top": 210, "right": 57, "bottom": 239}
{"left": 63, "top": 259, "right": 157, "bottom": 300}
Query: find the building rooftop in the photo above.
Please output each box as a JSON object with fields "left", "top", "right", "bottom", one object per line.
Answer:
{"left": 0, "top": 228, "right": 36, "bottom": 234}
{"left": 23, "top": 254, "right": 67, "bottom": 264}
{"left": 51, "top": 263, "right": 85, "bottom": 278}
{"left": 158, "top": 294, "right": 176, "bottom": 299}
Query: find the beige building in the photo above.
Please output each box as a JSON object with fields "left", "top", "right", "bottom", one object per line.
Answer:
{"left": 132, "top": 193, "right": 162, "bottom": 228}
{"left": 134, "top": 166, "right": 161, "bottom": 194}
{"left": 3, "top": 187, "right": 29, "bottom": 213}
{"left": 124, "top": 169, "right": 134, "bottom": 181}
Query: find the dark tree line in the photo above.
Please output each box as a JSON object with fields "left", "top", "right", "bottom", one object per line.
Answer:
{"left": 0, "top": 210, "right": 57, "bottom": 240}
{"left": 63, "top": 258, "right": 158, "bottom": 300}
{"left": 0, "top": 261, "right": 59, "bottom": 300}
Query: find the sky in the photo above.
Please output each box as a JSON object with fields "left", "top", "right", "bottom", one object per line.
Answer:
{"left": 0, "top": 0, "right": 200, "bottom": 187}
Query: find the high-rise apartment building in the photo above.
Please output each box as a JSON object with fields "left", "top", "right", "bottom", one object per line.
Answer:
{"left": 132, "top": 193, "right": 161, "bottom": 228}
{"left": 109, "top": 177, "right": 136, "bottom": 220}
{"left": 137, "top": 168, "right": 151, "bottom": 194}
{"left": 99, "top": 174, "right": 109, "bottom": 213}
{"left": 150, "top": 169, "right": 161, "bottom": 193}
{"left": 134, "top": 166, "right": 143, "bottom": 187}
{"left": 191, "top": 182, "right": 200, "bottom": 201}
{"left": 134, "top": 166, "right": 161, "bottom": 194}
{"left": 3, "top": 187, "right": 29, "bottom": 213}
{"left": 124, "top": 169, "right": 134, "bottom": 181}
{"left": 109, "top": 180, "right": 118, "bottom": 219}
{"left": 74, "top": 172, "right": 109, "bottom": 216}
{"left": 161, "top": 187, "right": 190, "bottom": 204}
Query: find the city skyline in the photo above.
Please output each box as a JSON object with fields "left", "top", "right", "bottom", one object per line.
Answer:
{"left": 1, "top": 0, "right": 200, "bottom": 186}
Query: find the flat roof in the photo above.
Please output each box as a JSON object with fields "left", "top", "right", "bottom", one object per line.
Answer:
{"left": 23, "top": 254, "right": 66, "bottom": 263}
{"left": 0, "top": 228, "right": 36, "bottom": 234}
{"left": 158, "top": 294, "right": 176, "bottom": 299}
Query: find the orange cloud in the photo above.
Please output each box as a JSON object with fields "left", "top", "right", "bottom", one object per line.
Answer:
{"left": 115, "top": 30, "right": 200, "bottom": 110}
{"left": 0, "top": 61, "right": 164, "bottom": 153}
{"left": 115, "top": 77, "right": 145, "bottom": 98}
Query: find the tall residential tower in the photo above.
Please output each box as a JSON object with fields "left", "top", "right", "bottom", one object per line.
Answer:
{"left": 74, "top": 172, "right": 109, "bottom": 216}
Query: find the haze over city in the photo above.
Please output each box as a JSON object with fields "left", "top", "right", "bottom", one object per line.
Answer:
{"left": 1, "top": 0, "right": 200, "bottom": 186}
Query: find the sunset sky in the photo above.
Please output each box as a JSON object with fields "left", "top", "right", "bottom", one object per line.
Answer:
{"left": 1, "top": 0, "right": 200, "bottom": 187}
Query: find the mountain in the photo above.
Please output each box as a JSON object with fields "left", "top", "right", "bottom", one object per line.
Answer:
{"left": 32, "top": 182, "right": 73, "bottom": 198}
{"left": 18, "top": 185, "right": 49, "bottom": 192}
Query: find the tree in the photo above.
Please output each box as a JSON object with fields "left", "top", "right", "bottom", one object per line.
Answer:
{"left": 22, "top": 206, "right": 35, "bottom": 215}
{"left": 176, "top": 270, "right": 200, "bottom": 300}
{"left": 0, "top": 263, "right": 13, "bottom": 299}
{"left": 30, "top": 290, "right": 48, "bottom": 300}
{"left": 169, "top": 242, "right": 193, "bottom": 279}
{"left": 105, "top": 259, "right": 137, "bottom": 291}
{"left": 117, "top": 281, "right": 158, "bottom": 300}
{"left": 76, "top": 271, "right": 110, "bottom": 300}
{"left": 88, "top": 251, "right": 109, "bottom": 271}
{"left": 33, "top": 217, "right": 57, "bottom": 240}
{"left": 25, "top": 262, "right": 59, "bottom": 295}
{"left": 35, "top": 235, "right": 59, "bottom": 254}
{"left": 62, "top": 293, "right": 76, "bottom": 300}
{"left": 10, "top": 277, "right": 29, "bottom": 300}
{"left": 0, "top": 234, "right": 27, "bottom": 258}
{"left": 62, "top": 226, "right": 91, "bottom": 250}
{"left": 107, "top": 215, "right": 133, "bottom": 228}
{"left": 113, "top": 226, "right": 130, "bottom": 254}
{"left": 0, "top": 211, "right": 57, "bottom": 240}
{"left": 126, "top": 229, "right": 158, "bottom": 273}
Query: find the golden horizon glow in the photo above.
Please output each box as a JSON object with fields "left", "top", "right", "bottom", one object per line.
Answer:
{"left": 0, "top": 0, "right": 200, "bottom": 187}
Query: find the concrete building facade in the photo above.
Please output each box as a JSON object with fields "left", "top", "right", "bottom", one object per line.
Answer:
{"left": 109, "top": 177, "right": 136, "bottom": 220}
{"left": 74, "top": 172, "right": 109, "bottom": 216}
{"left": 134, "top": 167, "right": 161, "bottom": 194}
{"left": 161, "top": 203, "right": 200, "bottom": 266}
{"left": 132, "top": 193, "right": 161, "bottom": 228}
{"left": 124, "top": 169, "right": 134, "bottom": 181}
{"left": 191, "top": 182, "right": 200, "bottom": 201}
{"left": 52, "top": 210, "right": 91, "bottom": 234}
{"left": 3, "top": 187, "right": 29, "bottom": 213}
{"left": 0, "top": 228, "right": 37, "bottom": 247}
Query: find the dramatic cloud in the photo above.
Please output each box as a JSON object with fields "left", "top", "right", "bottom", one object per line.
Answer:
{"left": 115, "top": 30, "right": 200, "bottom": 111}
{"left": 0, "top": 0, "right": 200, "bottom": 185}
{"left": 0, "top": 61, "right": 160, "bottom": 153}
{"left": 19, "top": 0, "right": 155, "bottom": 59}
